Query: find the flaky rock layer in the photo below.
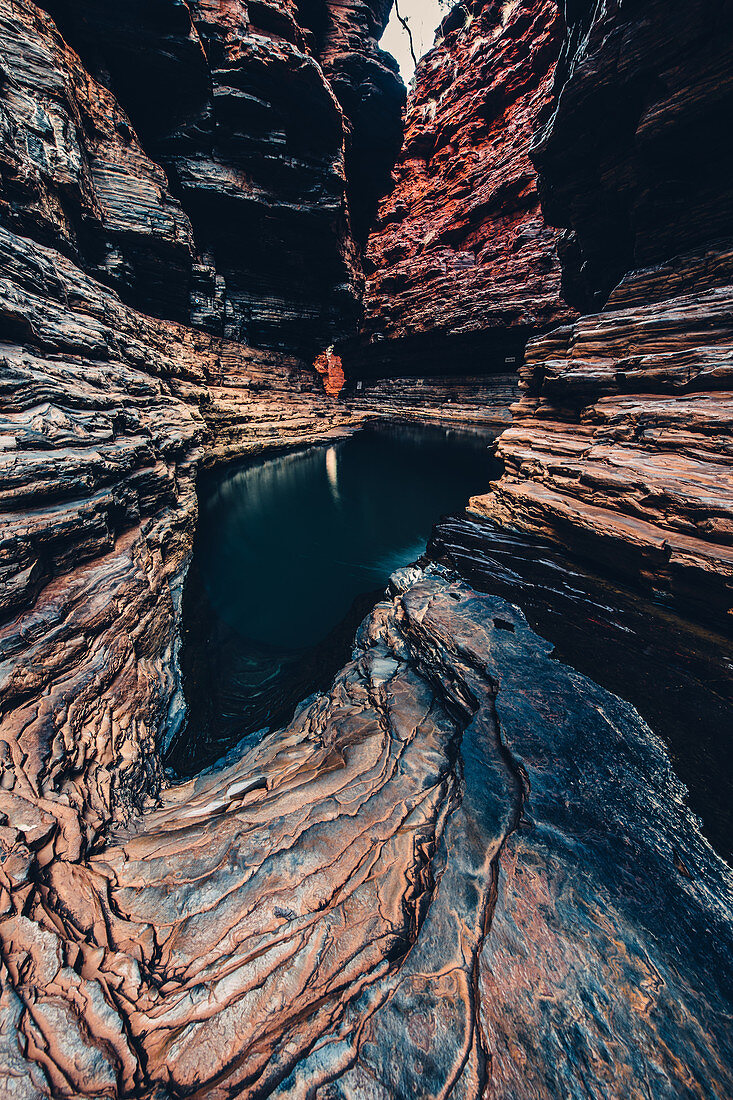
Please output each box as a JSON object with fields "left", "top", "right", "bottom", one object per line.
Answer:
{"left": 0, "top": 0, "right": 406, "bottom": 905}
{"left": 348, "top": 0, "right": 576, "bottom": 376}
{"left": 471, "top": 0, "right": 733, "bottom": 618}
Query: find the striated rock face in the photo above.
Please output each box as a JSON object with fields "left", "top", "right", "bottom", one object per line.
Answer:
{"left": 0, "top": 0, "right": 197, "bottom": 320}
{"left": 2, "top": 567, "right": 731, "bottom": 1097}
{"left": 343, "top": 371, "right": 519, "bottom": 433}
{"left": 0, "top": 0, "right": 396, "bottom": 870}
{"left": 472, "top": 0, "right": 733, "bottom": 620}
{"left": 319, "top": 0, "right": 405, "bottom": 244}
{"left": 33, "top": 0, "right": 404, "bottom": 355}
{"left": 348, "top": 0, "right": 576, "bottom": 377}
{"left": 0, "top": 1, "right": 401, "bottom": 1084}
{"left": 345, "top": 0, "right": 732, "bottom": 619}
{"left": 471, "top": 246, "right": 733, "bottom": 618}
{"left": 0, "top": 221, "right": 357, "bottom": 840}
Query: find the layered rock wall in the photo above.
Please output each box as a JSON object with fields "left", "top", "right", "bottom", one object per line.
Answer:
{"left": 0, "top": 0, "right": 397, "bottom": 867}
{"left": 351, "top": 0, "right": 732, "bottom": 618}
{"left": 347, "top": 0, "right": 576, "bottom": 376}
{"left": 531, "top": 0, "right": 733, "bottom": 311}
{"left": 343, "top": 371, "right": 519, "bottom": 433}
{"left": 0, "top": 224, "right": 357, "bottom": 839}
{"left": 34, "top": 0, "right": 404, "bottom": 354}
{"left": 318, "top": 0, "right": 405, "bottom": 243}
{"left": 0, "top": 0, "right": 197, "bottom": 320}
{"left": 472, "top": 0, "right": 733, "bottom": 619}
{"left": 0, "top": 3, "right": 407, "bottom": 1085}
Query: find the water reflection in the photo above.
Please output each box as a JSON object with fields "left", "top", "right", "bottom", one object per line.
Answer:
{"left": 325, "top": 445, "right": 340, "bottom": 504}
{"left": 167, "top": 424, "right": 499, "bottom": 774}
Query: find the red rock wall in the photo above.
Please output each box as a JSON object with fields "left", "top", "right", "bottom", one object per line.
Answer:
{"left": 349, "top": 0, "right": 576, "bottom": 376}
{"left": 0, "top": 6, "right": 402, "bottom": 1084}
{"left": 473, "top": 0, "right": 733, "bottom": 620}
{"left": 531, "top": 0, "right": 733, "bottom": 311}
{"left": 0, "top": 0, "right": 397, "bottom": 856}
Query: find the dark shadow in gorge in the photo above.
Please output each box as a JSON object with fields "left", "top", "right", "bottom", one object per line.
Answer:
{"left": 430, "top": 513, "right": 733, "bottom": 863}
{"left": 167, "top": 423, "right": 501, "bottom": 776}
{"left": 340, "top": 326, "right": 533, "bottom": 380}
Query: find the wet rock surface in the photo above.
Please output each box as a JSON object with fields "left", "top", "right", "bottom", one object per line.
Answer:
{"left": 430, "top": 511, "right": 733, "bottom": 861}
{"left": 2, "top": 567, "right": 731, "bottom": 1097}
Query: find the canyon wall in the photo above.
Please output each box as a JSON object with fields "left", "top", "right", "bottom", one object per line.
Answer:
{"left": 341, "top": 371, "right": 518, "bottom": 433}
{"left": 471, "top": 0, "right": 733, "bottom": 620}
{"left": 0, "top": 0, "right": 400, "bottom": 873}
{"left": 0, "top": 4, "right": 408, "bottom": 1090}
{"left": 358, "top": 0, "right": 732, "bottom": 618}
{"left": 27, "top": 0, "right": 404, "bottom": 353}
{"left": 346, "top": 0, "right": 576, "bottom": 377}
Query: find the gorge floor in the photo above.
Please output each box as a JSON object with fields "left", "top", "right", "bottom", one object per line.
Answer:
{"left": 172, "top": 424, "right": 733, "bottom": 867}
{"left": 153, "top": 422, "right": 733, "bottom": 1096}
{"left": 108, "top": 561, "right": 733, "bottom": 1099}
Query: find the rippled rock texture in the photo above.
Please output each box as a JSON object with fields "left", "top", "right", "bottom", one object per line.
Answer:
{"left": 348, "top": 0, "right": 576, "bottom": 376}
{"left": 0, "top": 0, "right": 400, "bottom": 1085}
{"left": 470, "top": 245, "right": 733, "bottom": 618}
{"left": 2, "top": 566, "right": 731, "bottom": 1097}
{"left": 0, "top": 0, "right": 399, "bottom": 867}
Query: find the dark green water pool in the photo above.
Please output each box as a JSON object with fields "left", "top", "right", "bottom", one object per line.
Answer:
{"left": 167, "top": 423, "right": 499, "bottom": 774}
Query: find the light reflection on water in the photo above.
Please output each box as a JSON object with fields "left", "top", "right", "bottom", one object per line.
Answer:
{"left": 167, "top": 424, "right": 499, "bottom": 774}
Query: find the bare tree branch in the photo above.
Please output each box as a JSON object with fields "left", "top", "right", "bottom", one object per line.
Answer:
{"left": 393, "top": 0, "right": 418, "bottom": 71}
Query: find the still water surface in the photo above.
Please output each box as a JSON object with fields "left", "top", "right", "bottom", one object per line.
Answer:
{"left": 167, "top": 424, "right": 498, "bottom": 774}
{"left": 169, "top": 422, "right": 731, "bottom": 866}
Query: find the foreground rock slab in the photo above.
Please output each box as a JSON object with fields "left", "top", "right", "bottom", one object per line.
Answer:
{"left": 2, "top": 568, "right": 731, "bottom": 1097}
